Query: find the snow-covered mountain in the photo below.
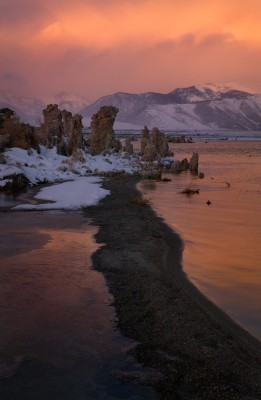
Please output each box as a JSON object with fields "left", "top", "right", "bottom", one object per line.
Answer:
{"left": 0, "top": 91, "right": 90, "bottom": 125}
{"left": 52, "top": 92, "right": 90, "bottom": 115}
{"left": 81, "top": 84, "right": 261, "bottom": 130}
{"left": 1, "top": 84, "right": 261, "bottom": 130}
{"left": 0, "top": 90, "right": 46, "bottom": 126}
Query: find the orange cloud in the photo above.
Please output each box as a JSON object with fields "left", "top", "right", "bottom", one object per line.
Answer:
{"left": 1, "top": 0, "right": 261, "bottom": 98}
{"left": 5, "top": 0, "right": 260, "bottom": 50}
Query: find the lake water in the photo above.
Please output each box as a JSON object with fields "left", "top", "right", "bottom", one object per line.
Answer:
{"left": 0, "top": 211, "right": 154, "bottom": 399}
{"left": 0, "top": 138, "right": 260, "bottom": 399}
{"left": 139, "top": 140, "right": 261, "bottom": 340}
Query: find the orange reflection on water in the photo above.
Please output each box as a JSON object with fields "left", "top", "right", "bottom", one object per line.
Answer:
{"left": 139, "top": 141, "right": 261, "bottom": 339}
{"left": 0, "top": 211, "right": 115, "bottom": 369}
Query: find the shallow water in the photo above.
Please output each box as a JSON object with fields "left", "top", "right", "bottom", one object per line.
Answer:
{"left": 139, "top": 141, "right": 261, "bottom": 340}
{"left": 0, "top": 211, "right": 153, "bottom": 399}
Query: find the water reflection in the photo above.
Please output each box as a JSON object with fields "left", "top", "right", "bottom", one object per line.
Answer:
{"left": 0, "top": 192, "right": 21, "bottom": 208}
{"left": 0, "top": 211, "right": 153, "bottom": 399}
{"left": 139, "top": 141, "right": 261, "bottom": 340}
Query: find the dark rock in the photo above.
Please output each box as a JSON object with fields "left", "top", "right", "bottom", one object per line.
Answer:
{"left": 124, "top": 137, "right": 134, "bottom": 154}
{"left": 1, "top": 174, "right": 30, "bottom": 193}
{"left": 189, "top": 152, "right": 199, "bottom": 172}
{"left": 67, "top": 114, "right": 84, "bottom": 156}
{"left": 141, "top": 126, "right": 150, "bottom": 155}
{"left": 89, "top": 106, "right": 119, "bottom": 155}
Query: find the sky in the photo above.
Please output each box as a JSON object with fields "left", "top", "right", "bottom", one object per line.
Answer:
{"left": 1, "top": 0, "right": 261, "bottom": 101}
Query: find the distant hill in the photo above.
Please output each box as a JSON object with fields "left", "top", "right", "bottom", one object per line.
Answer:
{"left": 1, "top": 84, "right": 261, "bottom": 130}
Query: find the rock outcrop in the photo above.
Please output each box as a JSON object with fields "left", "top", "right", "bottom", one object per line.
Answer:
{"left": 11, "top": 123, "right": 38, "bottom": 150}
{"left": 170, "top": 160, "right": 181, "bottom": 173}
{"left": 141, "top": 126, "right": 150, "bottom": 155}
{"left": 167, "top": 135, "right": 193, "bottom": 143}
{"left": 0, "top": 173, "right": 30, "bottom": 193}
{"left": 151, "top": 127, "right": 169, "bottom": 158}
{"left": 189, "top": 152, "right": 199, "bottom": 172}
{"left": 0, "top": 109, "right": 39, "bottom": 151}
{"left": 0, "top": 135, "right": 10, "bottom": 153}
{"left": 141, "top": 126, "right": 170, "bottom": 161}
{"left": 170, "top": 158, "right": 189, "bottom": 173}
{"left": 38, "top": 104, "right": 65, "bottom": 153}
{"left": 89, "top": 106, "right": 120, "bottom": 155}
{"left": 38, "top": 104, "right": 84, "bottom": 155}
{"left": 67, "top": 114, "right": 84, "bottom": 156}
{"left": 142, "top": 143, "right": 157, "bottom": 162}
{"left": 123, "top": 137, "right": 134, "bottom": 155}
{"left": 62, "top": 110, "right": 74, "bottom": 136}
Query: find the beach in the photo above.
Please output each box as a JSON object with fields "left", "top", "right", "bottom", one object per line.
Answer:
{"left": 85, "top": 176, "right": 261, "bottom": 400}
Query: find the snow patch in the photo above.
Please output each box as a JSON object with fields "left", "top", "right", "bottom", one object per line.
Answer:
{"left": 0, "top": 145, "right": 141, "bottom": 210}
{"left": 14, "top": 177, "right": 109, "bottom": 210}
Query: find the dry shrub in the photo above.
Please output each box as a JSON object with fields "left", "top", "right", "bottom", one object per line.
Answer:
{"left": 179, "top": 188, "right": 200, "bottom": 195}
{"left": 130, "top": 196, "right": 150, "bottom": 206}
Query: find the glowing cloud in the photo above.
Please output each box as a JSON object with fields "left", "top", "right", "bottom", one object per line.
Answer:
{"left": 1, "top": 0, "right": 261, "bottom": 99}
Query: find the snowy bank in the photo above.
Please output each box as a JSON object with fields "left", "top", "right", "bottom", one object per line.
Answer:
{"left": 0, "top": 145, "right": 141, "bottom": 210}
{"left": 0, "top": 146, "right": 139, "bottom": 185}
{"left": 14, "top": 177, "right": 109, "bottom": 210}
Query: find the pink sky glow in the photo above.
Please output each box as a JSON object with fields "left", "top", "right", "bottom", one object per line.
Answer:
{"left": 1, "top": 0, "right": 261, "bottom": 101}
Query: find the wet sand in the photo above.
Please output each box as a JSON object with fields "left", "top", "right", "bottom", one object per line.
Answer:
{"left": 85, "top": 176, "right": 261, "bottom": 400}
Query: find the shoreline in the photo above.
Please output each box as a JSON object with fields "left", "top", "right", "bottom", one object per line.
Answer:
{"left": 84, "top": 176, "right": 261, "bottom": 400}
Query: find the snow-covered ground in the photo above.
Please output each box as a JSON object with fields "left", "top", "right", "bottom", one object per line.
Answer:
{"left": 14, "top": 177, "right": 109, "bottom": 210}
{"left": 0, "top": 146, "right": 140, "bottom": 210}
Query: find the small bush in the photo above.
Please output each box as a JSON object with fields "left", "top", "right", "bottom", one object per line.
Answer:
{"left": 130, "top": 196, "right": 150, "bottom": 206}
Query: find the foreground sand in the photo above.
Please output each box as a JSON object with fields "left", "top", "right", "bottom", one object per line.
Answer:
{"left": 85, "top": 176, "right": 261, "bottom": 400}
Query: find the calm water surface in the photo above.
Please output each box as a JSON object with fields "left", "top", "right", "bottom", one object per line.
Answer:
{"left": 0, "top": 211, "right": 154, "bottom": 399}
{"left": 139, "top": 141, "right": 261, "bottom": 340}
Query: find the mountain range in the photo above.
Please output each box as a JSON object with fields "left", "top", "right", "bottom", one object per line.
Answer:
{"left": 0, "top": 91, "right": 90, "bottom": 126}
{"left": 1, "top": 84, "right": 261, "bottom": 130}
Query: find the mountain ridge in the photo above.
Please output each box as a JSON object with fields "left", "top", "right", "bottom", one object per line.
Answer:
{"left": 1, "top": 84, "right": 261, "bottom": 130}
{"left": 80, "top": 84, "right": 261, "bottom": 130}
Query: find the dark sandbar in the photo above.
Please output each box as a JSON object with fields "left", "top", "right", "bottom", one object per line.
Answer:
{"left": 85, "top": 176, "right": 261, "bottom": 400}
